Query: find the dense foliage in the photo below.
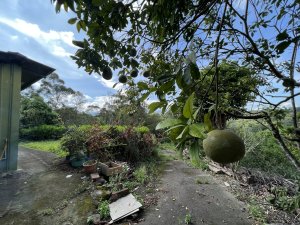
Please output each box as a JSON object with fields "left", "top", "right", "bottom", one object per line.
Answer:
{"left": 229, "top": 120, "right": 300, "bottom": 180}
{"left": 20, "top": 125, "right": 67, "bottom": 140}
{"left": 20, "top": 94, "right": 60, "bottom": 128}
{"left": 60, "top": 125, "right": 156, "bottom": 163}
{"left": 52, "top": 0, "right": 300, "bottom": 170}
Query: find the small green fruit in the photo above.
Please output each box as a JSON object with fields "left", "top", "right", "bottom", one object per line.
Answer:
{"left": 102, "top": 67, "right": 113, "bottom": 80}
{"left": 203, "top": 129, "right": 245, "bottom": 164}
{"left": 130, "top": 69, "right": 138, "bottom": 78}
{"left": 143, "top": 70, "right": 150, "bottom": 78}
{"left": 119, "top": 75, "right": 127, "bottom": 83}
{"left": 129, "top": 48, "right": 137, "bottom": 57}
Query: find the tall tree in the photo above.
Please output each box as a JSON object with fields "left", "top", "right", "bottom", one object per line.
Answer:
{"left": 38, "top": 73, "right": 76, "bottom": 109}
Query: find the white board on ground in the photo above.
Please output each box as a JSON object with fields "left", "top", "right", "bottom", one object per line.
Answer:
{"left": 109, "top": 193, "right": 142, "bottom": 223}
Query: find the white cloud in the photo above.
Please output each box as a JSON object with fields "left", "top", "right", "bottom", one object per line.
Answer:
{"left": 52, "top": 45, "right": 72, "bottom": 57}
{"left": 82, "top": 95, "right": 117, "bottom": 114}
{"left": 10, "top": 35, "right": 18, "bottom": 40}
{"left": 0, "top": 17, "right": 75, "bottom": 58}
{"left": 233, "top": 0, "right": 247, "bottom": 11}
{"left": 280, "top": 101, "right": 292, "bottom": 108}
{"left": 97, "top": 76, "right": 123, "bottom": 90}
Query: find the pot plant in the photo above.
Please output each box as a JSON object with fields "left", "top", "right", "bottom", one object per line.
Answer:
{"left": 61, "top": 127, "right": 88, "bottom": 168}
{"left": 83, "top": 159, "right": 97, "bottom": 174}
{"left": 70, "top": 150, "right": 86, "bottom": 168}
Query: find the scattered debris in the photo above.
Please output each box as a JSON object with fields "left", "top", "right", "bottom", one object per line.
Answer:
{"left": 90, "top": 173, "right": 100, "bottom": 181}
{"left": 110, "top": 188, "right": 130, "bottom": 202}
{"left": 109, "top": 194, "right": 142, "bottom": 224}
{"left": 95, "top": 177, "right": 106, "bottom": 185}
{"left": 91, "top": 189, "right": 111, "bottom": 201}
{"left": 99, "top": 162, "right": 123, "bottom": 176}
{"left": 208, "top": 162, "right": 233, "bottom": 176}
{"left": 224, "top": 182, "right": 230, "bottom": 187}
{"left": 66, "top": 175, "right": 73, "bottom": 178}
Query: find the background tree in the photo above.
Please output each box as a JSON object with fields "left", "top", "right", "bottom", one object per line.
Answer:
{"left": 52, "top": 0, "right": 300, "bottom": 169}
{"left": 55, "top": 107, "right": 97, "bottom": 126}
{"left": 96, "top": 88, "right": 161, "bottom": 131}
{"left": 20, "top": 94, "right": 60, "bottom": 128}
{"left": 38, "top": 72, "right": 76, "bottom": 109}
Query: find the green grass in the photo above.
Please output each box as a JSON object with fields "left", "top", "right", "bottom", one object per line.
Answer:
{"left": 98, "top": 200, "right": 110, "bottom": 219}
{"left": 248, "top": 200, "right": 266, "bottom": 223}
{"left": 19, "top": 140, "right": 67, "bottom": 157}
{"left": 133, "top": 165, "right": 148, "bottom": 184}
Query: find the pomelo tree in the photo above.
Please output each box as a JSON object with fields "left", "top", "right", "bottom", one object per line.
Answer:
{"left": 51, "top": 0, "right": 300, "bottom": 169}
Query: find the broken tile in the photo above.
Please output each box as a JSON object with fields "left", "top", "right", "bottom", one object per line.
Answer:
{"left": 109, "top": 194, "right": 142, "bottom": 223}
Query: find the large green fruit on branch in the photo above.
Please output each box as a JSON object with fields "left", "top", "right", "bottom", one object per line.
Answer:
{"left": 102, "top": 67, "right": 113, "bottom": 80}
{"left": 203, "top": 129, "right": 245, "bottom": 164}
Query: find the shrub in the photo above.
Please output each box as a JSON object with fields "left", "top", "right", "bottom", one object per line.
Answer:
{"left": 64, "top": 125, "right": 157, "bottom": 163}
{"left": 60, "top": 127, "right": 89, "bottom": 157}
{"left": 120, "top": 127, "right": 157, "bottom": 163}
{"left": 20, "top": 125, "right": 67, "bottom": 140}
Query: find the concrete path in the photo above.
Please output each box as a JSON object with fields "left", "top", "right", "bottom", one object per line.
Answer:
{"left": 0, "top": 147, "right": 56, "bottom": 217}
{"left": 140, "top": 160, "right": 253, "bottom": 225}
{"left": 0, "top": 147, "right": 93, "bottom": 225}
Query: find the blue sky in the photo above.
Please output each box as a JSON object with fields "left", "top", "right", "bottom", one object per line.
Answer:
{"left": 0, "top": 0, "right": 122, "bottom": 107}
{"left": 0, "top": 0, "right": 298, "bottom": 110}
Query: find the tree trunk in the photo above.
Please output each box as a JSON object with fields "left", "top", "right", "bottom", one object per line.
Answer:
{"left": 265, "top": 116, "right": 300, "bottom": 171}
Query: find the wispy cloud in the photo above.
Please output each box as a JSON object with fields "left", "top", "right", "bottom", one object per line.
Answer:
{"left": 93, "top": 74, "right": 123, "bottom": 90}
{"left": 0, "top": 17, "right": 74, "bottom": 57}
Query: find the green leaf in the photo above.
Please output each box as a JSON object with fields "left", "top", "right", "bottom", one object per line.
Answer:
{"left": 92, "top": 0, "right": 102, "bottom": 6}
{"left": 76, "top": 21, "right": 81, "bottom": 32}
{"left": 183, "top": 66, "right": 191, "bottom": 85}
{"left": 140, "top": 92, "right": 150, "bottom": 102}
{"left": 68, "top": 18, "right": 77, "bottom": 25}
{"left": 156, "top": 118, "right": 183, "bottom": 130}
{"left": 137, "top": 82, "right": 148, "bottom": 90}
{"left": 160, "top": 80, "right": 174, "bottom": 92}
{"left": 72, "top": 40, "right": 84, "bottom": 48}
{"left": 276, "top": 30, "right": 289, "bottom": 41}
{"left": 165, "top": 124, "right": 185, "bottom": 133}
{"left": 189, "top": 124, "right": 204, "bottom": 139}
{"left": 55, "top": 2, "right": 62, "bottom": 13}
{"left": 176, "top": 126, "right": 189, "bottom": 140}
{"left": 183, "top": 92, "right": 195, "bottom": 119}
{"left": 148, "top": 102, "right": 164, "bottom": 114}
{"left": 66, "top": 0, "right": 75, "bottom": 11}
{"left": 190, "top": 63, "right": 200, "bottom": 79}
{"left": 189, "top": 140, "right": 200, "bottom": 165}
{"left": 276, "top": 41, "right": 291, "bottom": 54}
{"left": 204, "top": 113, "right": 213, "bottom": 132}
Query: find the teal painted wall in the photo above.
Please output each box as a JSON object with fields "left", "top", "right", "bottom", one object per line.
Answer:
{"left": 0, "top": 63, "right": 21, "bottom": 171}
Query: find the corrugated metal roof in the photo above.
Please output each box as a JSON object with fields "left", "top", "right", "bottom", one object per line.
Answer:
{"left": 0, "top": 51, "right": 55, "bottom": 90}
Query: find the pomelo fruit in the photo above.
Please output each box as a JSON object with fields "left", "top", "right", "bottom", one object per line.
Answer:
{"left": 119, "top": 75, "right": 127, "bottom": 83}
{"left": 203, "top": 129, "right": 245, "bottom": 164}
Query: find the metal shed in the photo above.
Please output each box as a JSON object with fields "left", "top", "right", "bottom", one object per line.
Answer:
{"left": 0, "top": 51, "right": 54, "bottom": 172}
